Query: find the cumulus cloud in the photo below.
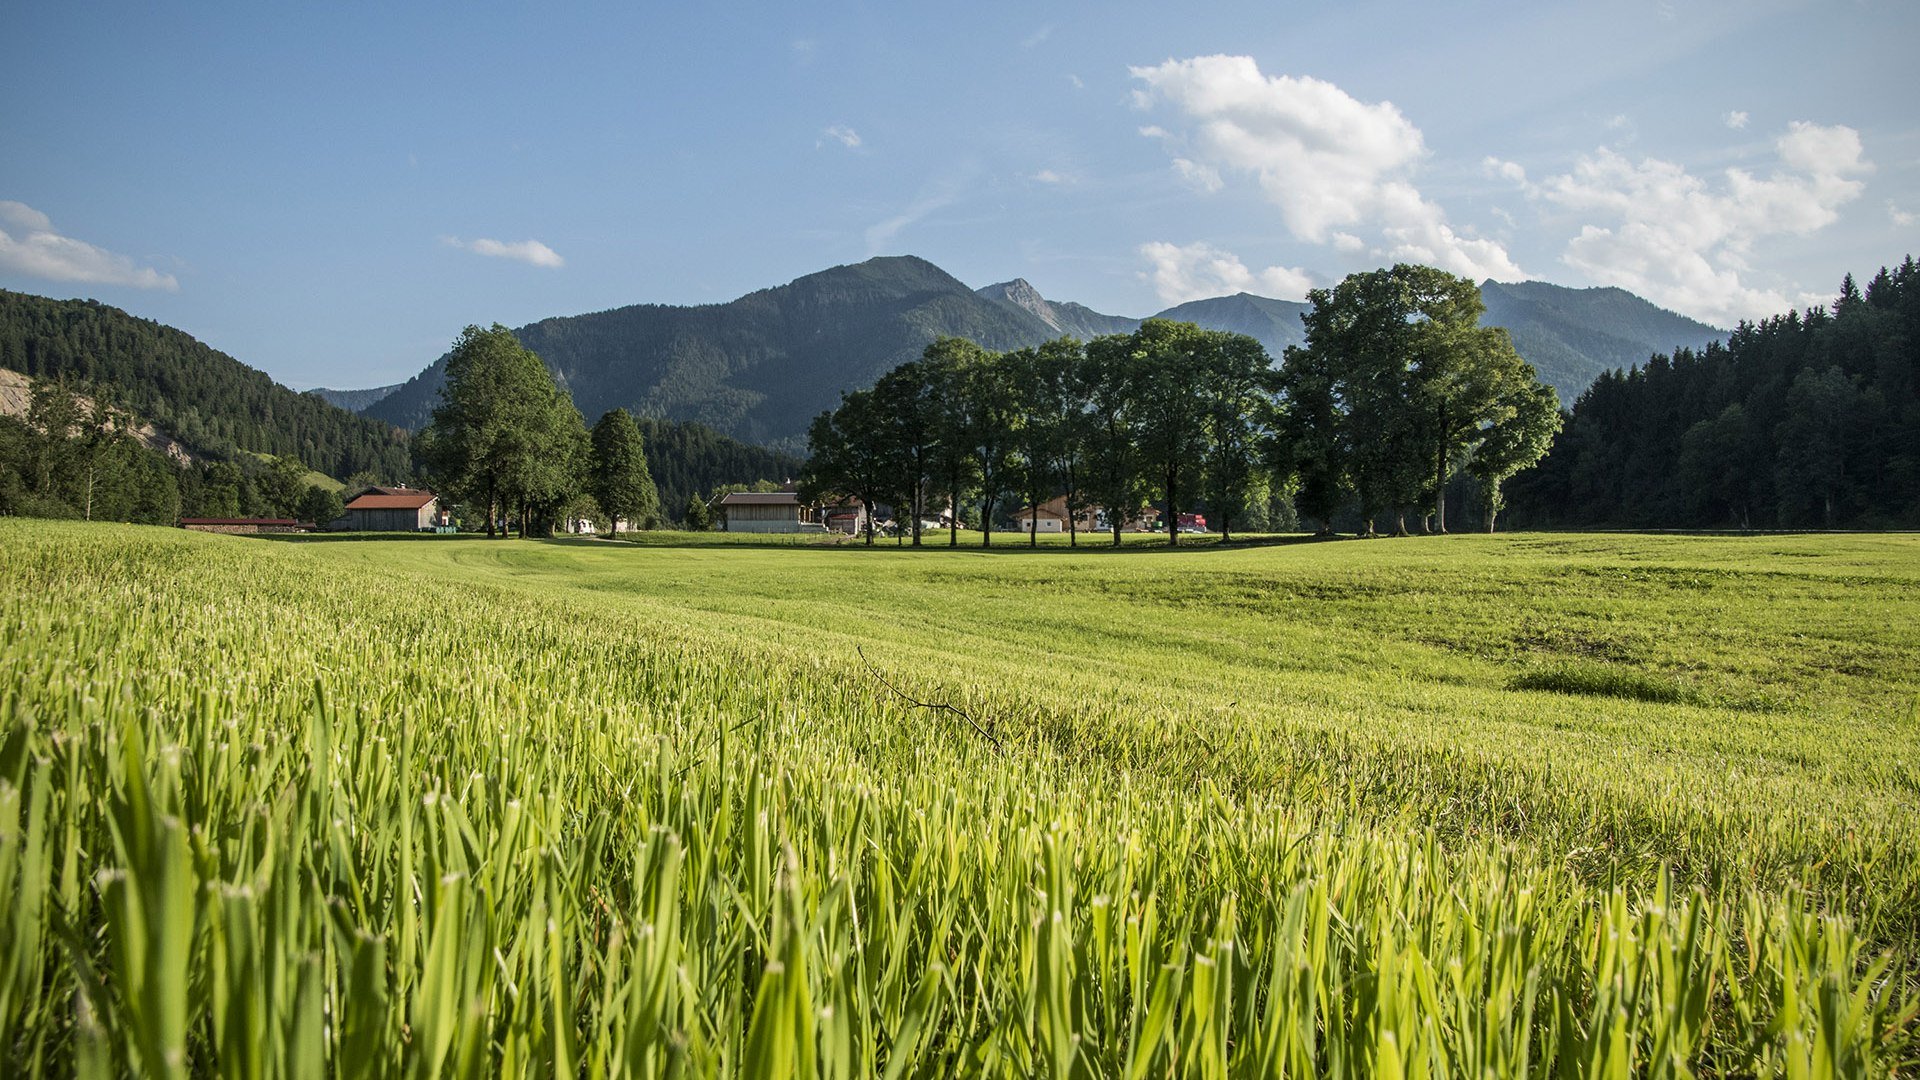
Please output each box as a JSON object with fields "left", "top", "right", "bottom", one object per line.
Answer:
{"left": 1725, "top": 110, "right": 1749, "bottom": 130}
{"left": 1139, "top": 240, "right": 1313, "bottom": 304}
{"left": 820, "top": 124, "right": 862, "bottom": 149}
{"left": 0, "top": 201, "right": 179, "bottom": 291}
{"left": 1515, "top": 121, "right": 1871, "bottom": 324}
{"left": 1129, "top": 55, "right": 1521, "bottom": 281}
{"left": 1029, "top": 169, "right": 1072, "bottom": 185}
{"left": 1892, "top": 202, "right": 1918, "bottom": 228}
{"left": 442, "top": 236, "right": 565, "bottom": 268}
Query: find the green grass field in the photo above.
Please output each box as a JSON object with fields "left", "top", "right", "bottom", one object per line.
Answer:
{"left": 2, "top": 521, "right": 1916, "bottom": 1075}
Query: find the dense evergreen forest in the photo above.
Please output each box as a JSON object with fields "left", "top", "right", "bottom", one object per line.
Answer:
{"left": 635, "top": 416, "right": 802, "bottom": 524}
{"left": 1509, "top": 257, "right": 1920, "bottom": 529}
{"left": 0, "top": 290, "right": 412, "bottom": 480}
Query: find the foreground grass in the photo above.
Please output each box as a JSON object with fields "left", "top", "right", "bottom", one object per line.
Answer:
{"left": 2, "top": 522, "right": 1916, "bottom": 1075}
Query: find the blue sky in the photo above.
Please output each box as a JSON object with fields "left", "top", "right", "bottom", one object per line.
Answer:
{"left": 3, "top": 0, "right": 1916, "bottom": 390}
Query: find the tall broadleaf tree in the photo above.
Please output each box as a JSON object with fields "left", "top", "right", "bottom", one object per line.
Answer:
{"left": 1081, "top": 333, "right": 1147, "bottom": 547}
{"left": 1465, "top": 381, "right": 1561, "bottom": 533}
{"left": 590, "top": 408, "right": 662, "bottom": 536}
{"left": 921, "top": 338, "right": 984, "bottom": 546}
{"left": 420, "top": 324, "right": 584, "bottom": 538}
{"left": 1199, "top": 331, "right": 1276, "bottom": 543}
{"left": 1127, "top": 319, "right": 1210, "bottom": 546}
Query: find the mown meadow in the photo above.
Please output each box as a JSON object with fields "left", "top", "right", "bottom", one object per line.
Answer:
{"left": 1, "top": 521, "right": 1916, "bottom": 1076}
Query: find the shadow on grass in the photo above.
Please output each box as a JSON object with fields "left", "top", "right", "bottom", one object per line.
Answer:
{"left": 1509, "top": 661, "right": 1693, "bottom": 705}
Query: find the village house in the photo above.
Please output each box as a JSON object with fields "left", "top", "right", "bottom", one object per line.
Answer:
{"left": 716, "top": 490, "right": 825, "bottom": 533}
{"left": 339, "top": 486, "right": 446, "bottom": 531}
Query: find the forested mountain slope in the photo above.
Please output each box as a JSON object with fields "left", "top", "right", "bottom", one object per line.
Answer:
{"left": 364, "top": 256, "right": 1058, "bottom": 449}
{"left": 1479, "top": 281, "right": 1725, "bottom": 405}
{"left": 0, "top": 290, "right": 411, "bottom": 480}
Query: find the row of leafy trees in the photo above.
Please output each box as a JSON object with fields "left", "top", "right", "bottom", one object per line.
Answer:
{"left": 418, "top": 325, "right": 661, "bottom": 536}
{"left": 1509, "top": 257, "right": 1920, "bottom": 529}
{"left": 801, "top": 265, "right": 1561, "bottom": 545}
{"left": 0, "top": 376, "right": 353, "bottom": 525}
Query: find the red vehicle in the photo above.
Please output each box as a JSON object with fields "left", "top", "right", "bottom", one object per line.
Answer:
{"left": 1177, "top": 512, "right": 1209, "bottom": 532}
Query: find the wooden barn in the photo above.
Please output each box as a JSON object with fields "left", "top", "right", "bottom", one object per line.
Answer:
{"left": 716, "top": 490, "right": 822, "bottom": 533}
{"left": 340, "top": 486, "right": 444, "bottom": 531}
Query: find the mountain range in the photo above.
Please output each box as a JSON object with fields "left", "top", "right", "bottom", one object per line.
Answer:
{"left": 350, "top": 256, "right": 1724, "bottom": 450}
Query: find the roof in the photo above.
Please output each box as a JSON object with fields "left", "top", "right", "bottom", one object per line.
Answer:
{"left": 180, "top": 518, "right": 299, "bottom": 526}
{"left": 718, "top": 491, "right": 801, "bottom": 506}
{"left": 346, "top": 491, "right": 437, "bottom": 510}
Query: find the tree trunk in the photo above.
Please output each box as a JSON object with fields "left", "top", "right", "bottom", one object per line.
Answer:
{"left": 1111, "top": 510, "right": 1122, "bottom": 548}
{"left": 486, "top": 481, "right": 497, "bottom": 538}
{"left": 911, "top": 480, "right": 923, "bottom": 547}
{"left": 949, "top": 483, "right": 959, "bottom": 547}
{"left": 864, "top": 492, "right": 876, "bottom": 545}
{"left": 1066, "top": 462, "right": 1078, "bottom": 548}
{"left": 982, "top": 492, "right": 994, "bottom": 548}
{"left": 1433, "top": 408, "right": 1449, "bottom": 534}
{"left": 1394, "top": 511, "right": 1409, "bottom": 537}
{"left": 83, "top": 466, "right": 94, "bottom": 522}
{"left": 1166, "top": 467, "right": 1179, "bottom": 547}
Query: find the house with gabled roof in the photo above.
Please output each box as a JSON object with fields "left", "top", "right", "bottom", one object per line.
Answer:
{"left": 341, "top": 486, "right": 445, "bottom": 531}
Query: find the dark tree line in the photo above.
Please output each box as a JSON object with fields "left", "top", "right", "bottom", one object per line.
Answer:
{"left": 1508, "top": 257, "right": 1920, "bottom": 529}
{"left": 0, "top": 290, "right": 413, "bottom": 480}
{"left": 801, "top": 265, "right": 1562, "bottom": 545}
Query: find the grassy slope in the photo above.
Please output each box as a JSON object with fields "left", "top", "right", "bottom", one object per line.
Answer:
{"left": 3, "top": 523, "right": 1916, "bottom": 1073}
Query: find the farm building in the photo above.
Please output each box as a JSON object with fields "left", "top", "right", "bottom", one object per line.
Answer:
{"left": 716, "top": 490, "right": 823, "bottom": 533}
{"left": 180, "top": 517, "right": 305, "bottom": 535}
{"left": 822, "top": 498, "right": 870, "bottom": 535}
{"left": 340, "top": 486, "right": 445, "bottom": 531}
{"left": 1011, "top": 499, "right": 1069, "bottom": 534}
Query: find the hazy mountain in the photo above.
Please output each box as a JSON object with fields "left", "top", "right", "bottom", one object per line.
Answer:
{"left": 976, "top": 279, "right": 1139, "bottom": 339}
{"left": 307, "top": 383, "right": 404, "bottom": 412}
{"left": 1150, "top": 293, "right": 1314, "bottom": 361}
{"left": 1478, "top": 281, "right": 1725, "bottom": 404}
{"left": 349, "top": 257, "right": 1727, "bottom": 449}
{"left": 364, "top": 256, "right": 1055, "bottom": 449}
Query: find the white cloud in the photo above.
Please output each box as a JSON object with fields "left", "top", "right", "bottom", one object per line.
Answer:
{"left": 1532, "top": 121, "right": 1870, "bottom": 324}
{"left": 1725, "top": 110, "right": 1749, "bottom": 130}
{"left": 1022, "top": 24, "right": 1054, "bottom": 49}
{"left": 1170, "top": 158, "right": 1223, "bottom": 194}
{"left": 1140, "top": 240, "right": 1313, "bottom": 304}
{"left": 820, "top": 124, "right": 862, "bottom": 149}
{"left": 0, "top": 201, "right": 178, "bottom": 291}
{"left": 1129, "top": 55, "right": 1521, "bottom": 281}
{"left": 1483, "top": 156, "right": 1528, "bottom": 185}
{"left": 1892, "top": 202, "right": 1918, "bottom": 228}
{"left": 1066, "top": 74, "right": 1085, "bottom": 90}
{"left": 1030, "top": 169, "right": 1072, "bottom": 185}
{"left": 442, "top": 236, "right": 564, "bottom": 269}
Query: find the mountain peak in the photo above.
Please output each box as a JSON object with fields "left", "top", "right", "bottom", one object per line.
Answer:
{"left": 976, "top": 278, "right": 1138, "bottom": 339}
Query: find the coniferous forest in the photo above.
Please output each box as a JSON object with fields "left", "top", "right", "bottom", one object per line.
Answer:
{"left": 1509, "top": 257, "right": 1920, "bottom": 529}
{"left": 0, "top": 290, "right": 413, "bottom": 480}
